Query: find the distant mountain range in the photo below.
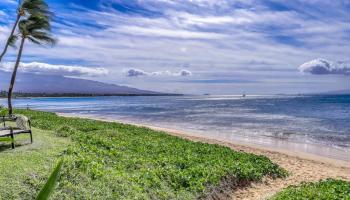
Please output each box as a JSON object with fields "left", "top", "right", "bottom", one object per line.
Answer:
{"left": 0, "top": 70, "right": 161, "bottom": 95}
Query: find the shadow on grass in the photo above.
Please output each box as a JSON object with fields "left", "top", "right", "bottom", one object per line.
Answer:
{"left": 0, "top": 141, "right": 31, "bottom": 152}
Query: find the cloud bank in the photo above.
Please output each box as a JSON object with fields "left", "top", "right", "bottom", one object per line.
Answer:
{"left": 0, "top": 62, "right": 108, "bottom": 77}
{"left": 2, "top": 0, "right": 350, "bottom": 94}
{"left": 299, "top": 59, "right": 350, "bottom": 75}
{"left": 125, "top": 69, "right": 192, "bottom": 77}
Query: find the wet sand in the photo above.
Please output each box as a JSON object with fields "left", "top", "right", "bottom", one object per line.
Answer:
{"left": 58, "top": 113, "right": 350, "bottom": 200}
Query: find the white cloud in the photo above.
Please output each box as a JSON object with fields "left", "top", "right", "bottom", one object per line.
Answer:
{"left": 0, "top": 26, "right": 10, "bottom": 41}
{"left": 299, "top": 58, "right": 350, "bottom": 75}
{"left": 115, "top": 26, "right": 228, "bottom": 39}
{"left": 171, "top": 12, "right": 252, "bottom": 26}
{"left": 0, "top": 11, "right": 6, "bottom": 17}
{"left": 1, "top": 0, "right": 16, "bottom": 4}
{"left": 125, "top": 68, "right": 192, "bottom": 77}
{"left": 0, "top": 62, "right": 109, "bottom": 77}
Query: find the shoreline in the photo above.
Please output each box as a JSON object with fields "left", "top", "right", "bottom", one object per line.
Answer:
{"left": 58, "top": 112, "right": 350, "bottom": 168}
{"left": 58, "top": 112, "right": 350, "bottom": 199}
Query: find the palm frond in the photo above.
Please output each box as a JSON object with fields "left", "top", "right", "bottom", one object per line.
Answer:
{"left": 21, "top": 0, "right": 52, "bottom": 18}
{"left": 32, "top": 31, "right": 56, "bottom": 44}
{"left": 8, "top": 35, "right": 19, "bottom": 48}
{"left": 27, "top": 36, "right": 42, "bottom": 45}
{"left": 17, "top": 0, "right": 56, "bottom": 47}
{"left": 26, "top": 14, "right": 51, "bottom": 32}
{"left": 28, "top": 32, "right": 56, "bottom": 46}
{"left": 18, "top": 19, "right": 29, "bottom": 35}
{"left": 35, "top": 160, "right": 63, "bottom": 200}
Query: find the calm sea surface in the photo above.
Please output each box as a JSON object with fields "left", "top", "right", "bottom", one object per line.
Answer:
{"left": 2, "top": 95, "right": 350, "bottom": 160}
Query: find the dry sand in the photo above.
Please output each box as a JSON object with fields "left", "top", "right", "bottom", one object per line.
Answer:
{"left": 58, "top": 113, "right": 350, "bottom": 200}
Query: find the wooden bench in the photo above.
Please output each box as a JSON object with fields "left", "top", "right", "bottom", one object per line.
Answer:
{"left": 0, "top": 115, "right": 33, "bottom": 149}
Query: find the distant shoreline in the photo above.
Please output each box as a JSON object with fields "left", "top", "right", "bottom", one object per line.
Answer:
{"left": 1, "top": 92, "right": 349, "bottom": 99}
{"left": 0, "top": 92, "right": 183, "bottom": 98}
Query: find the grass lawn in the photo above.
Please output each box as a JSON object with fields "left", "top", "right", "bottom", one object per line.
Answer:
{"left": 271, "top": 179, "right": 350, "bottom": 200}
{"left": 0, "top": 110, "right": 287, "bottom": 199}
{"left": 0, "top": 128, "right": 70, "bottom": 199}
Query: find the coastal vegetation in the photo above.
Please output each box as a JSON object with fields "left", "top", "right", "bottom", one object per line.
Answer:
{"left": 1, "top": 109, "right": 349, "bottom": 199}
{"left": 0, "top": 109, "right": 287, "bottom": 199}
{"left": 271, "top": 179, "right": 350, "bottom": 200}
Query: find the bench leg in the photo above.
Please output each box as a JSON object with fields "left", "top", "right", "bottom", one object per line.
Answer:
{"left": 10, "top": 134, "right": 15, "bottom": 149}
{"left": 2, "top": 116, "right": 5, "bottom": 128}
{"left": 30, "top": 131, "right": 33, "bottom": 143}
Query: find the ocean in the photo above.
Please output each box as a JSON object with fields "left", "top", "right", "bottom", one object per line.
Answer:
{"left": 2, "top": 94, "right": 350, "bottom": 161}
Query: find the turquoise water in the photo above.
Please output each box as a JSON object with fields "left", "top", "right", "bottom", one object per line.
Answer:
{"left": 2, "top": 94, "right": 350, "bottom": 159}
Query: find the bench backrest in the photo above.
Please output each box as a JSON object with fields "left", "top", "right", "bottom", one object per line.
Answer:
{"left": 15, "top": 115, "right": 31, "bottom": 130}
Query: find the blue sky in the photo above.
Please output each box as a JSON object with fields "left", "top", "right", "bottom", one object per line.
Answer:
{"left": 1, "top": 0, "right": 350, "bottom": 94}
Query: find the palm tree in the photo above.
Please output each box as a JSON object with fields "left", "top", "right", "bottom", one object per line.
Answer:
{"left": 0, "top": 0, "right": 51, "bottom": 63}
{"left": 7, "top": 14, "right": 56, "bottom": 115}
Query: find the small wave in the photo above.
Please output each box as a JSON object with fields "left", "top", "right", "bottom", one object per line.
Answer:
{"left": 271, "top": 131, "right": 298, "bottom": 139}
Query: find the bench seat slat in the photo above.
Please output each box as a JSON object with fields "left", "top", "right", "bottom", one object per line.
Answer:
{"left": 0, "top": 129, "right": 31, "bottom": 137}
{"left": 0, "top": 131, "right": 12, "bottom": 137}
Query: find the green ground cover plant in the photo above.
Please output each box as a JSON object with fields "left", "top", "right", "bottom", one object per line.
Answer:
{"left": 271, "top": 179, "right": 350, "bottom": 200}
{"left": 1, "top": 109, "right": 287, "bottom": 199}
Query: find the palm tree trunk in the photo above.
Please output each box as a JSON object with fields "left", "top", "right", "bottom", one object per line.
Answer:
{"left": 0, "top": 14, "right": 21, "bottom": 63}
{"left": 8, "top": 37, "right": 25, "bottom": 116}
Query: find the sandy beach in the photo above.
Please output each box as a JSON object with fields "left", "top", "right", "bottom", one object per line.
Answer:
{"left": 58, "top": 113, "right": 350, "bottom": 200}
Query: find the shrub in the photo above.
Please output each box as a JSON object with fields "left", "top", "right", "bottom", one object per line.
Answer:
{"left": 271, "top": 179, "right": 350, "bottom": 200}
{"left": 55, "top": 125, "right": 77, "bottom": 137}
{"left": 0, "top": 105, "right": 7, "bottom": 116}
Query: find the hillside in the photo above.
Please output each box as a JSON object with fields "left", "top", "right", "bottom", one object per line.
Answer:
{"left": 0, "top": 70, "right": 160, "bottom": 95}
